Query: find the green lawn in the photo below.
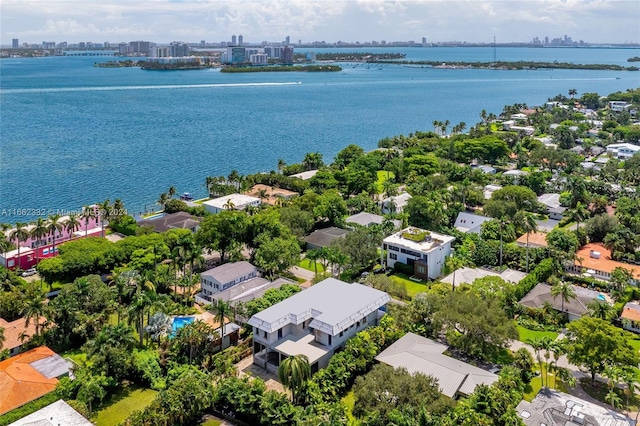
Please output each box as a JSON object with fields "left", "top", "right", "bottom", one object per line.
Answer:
{"left": 298, "top": 258, "right": 325, "bottom": 273}
{"left": 94, "top": 386, "right": 157, "bottom": 426}
{"left": 60, "top": 348, "right": 88, "bottom": 367}
{"left": 390, "top": 273, "right": 429, "bottom": 298}
{"left": 627, "top": 336, "right": 640, "bottom": 352}
{"left": 201, "top": 419, "right": 222, "bottom": 426}
{"left": 516, "top": 325, "right": 559, "bottom": 343}
{"left": 376, "top": 170, "right": 394, "bottom": 193}
{"left": 579, "top": 378, "right": 639, "bottom": 412}
{"left": 524, "top": 364, "right": 568, "bottom": 402}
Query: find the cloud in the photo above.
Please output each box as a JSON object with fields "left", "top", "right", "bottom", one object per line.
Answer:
{"left": 1, "top": 0, "right": 638, "bottom": 44}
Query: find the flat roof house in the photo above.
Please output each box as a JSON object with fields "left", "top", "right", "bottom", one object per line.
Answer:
{"left": 203, "top": 193, "right": 261, "bottom": 214}
{"left": 248, "top": 278, "right": 390, "bottom": 374}
{"left": 606, "top": 142, "right": 640, "bottom": 159}
{"left": 0, "top": 346, "right": 72, "bottom": 415}
{"left": 137, "top": 211, "right": 202, "bottom": 233}
{"left": 375, "top": 333, "right": 498, "bottom": 398}
{"left": 383, "top": 227, "right": 455, "bottom": 280}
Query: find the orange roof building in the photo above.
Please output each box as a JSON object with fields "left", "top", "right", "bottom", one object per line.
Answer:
{"left": 0, "top": 346, "right": 71, "bottom": 415}
{"left": 621, "top": 303, "right": 640, "bottom": 334}
{"left": 571, "top": 243, "right": 640, "bottom": 281}
{"left": 516, "top": 231, "right": 549, "bottom": 248}
{"left": 245, "top": 184, "right": 298, "bottom": 206}
{"left": 0, "top": 317, "right": 43, "bottom": 357}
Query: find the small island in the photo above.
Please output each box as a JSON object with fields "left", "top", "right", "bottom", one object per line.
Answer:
{"left": 628, "top": 56, "right": 640, "bottom": 62}
{"left": 220, "top": 64, "right": 342, "bottom": 73}
{"left": 373, "top": 59, "right": 639, "bottom": 71}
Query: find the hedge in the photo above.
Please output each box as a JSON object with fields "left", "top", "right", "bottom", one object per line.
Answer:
{"left": 513, "top": 258, "right": 555, "bottom": 300}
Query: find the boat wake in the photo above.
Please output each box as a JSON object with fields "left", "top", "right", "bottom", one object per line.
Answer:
{"left": 1, "top": 82, "right": 302, "bottom": 94}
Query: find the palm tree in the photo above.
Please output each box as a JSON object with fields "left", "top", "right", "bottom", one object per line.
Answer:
{"left": 257, "top": 188, "right": 269, "bottom": 203}
{"left": 47, "top": 214, "right": 64, "bottom": 257}
{"left": 213, "top": 299, "right": 231, "bottom": 352}
{"left": 305, "top": 249, "right": 321, "bottom": 275}
{"left": 278, "top": 354, "right": 311, "bottom": 404}
{"left": 128, "top": 289, "right": 153, "bottom": 345}
{"left": 550, "top": 279, "right": 576, "bottom": 315}
{"left": 586, "top": 299, "right": 614, "bottom": 320}
{"left": 30, "top": 218, "right": 48, "bottom": 264}
{"left": 0, "top": 223, "right": 13, "bottom": 262}
{"left": 22, "top": 282, "right": 47, "bottom": 336}
{"left": 9, "top": 222, "right": 29, "bottom": 271}
{"left": 603, "top": 364, "right": 623, "bottom": 409}
{"left": 222, "top": 198, "right": 235, "bottom": 210}
{"left": 568, "top": 88, "right": 577, "bottom": 99}
{"left": 82, "top": 206, "right": 96, "bottom": 238}
{"left": 97, "top": 200, "right": 110, "bottom": 238}
{"left": 514, "top": 210, "right": 538, "bottom": 273}
{"left": 167, "top": 186, "right": 177, "bottom": 199}
{"left": 621, "top": 367, "right": 639, "bottom": 415}
{"left": 527, "top": 336, "right": 551, "bottom": 387}
{"left": 277, "top": 158, "right": 286, "bottom": 175}
{"left": 570, "top": 201, "right": 589, "bottom": 230}
{"left": 157, "top": 193, "right": 169, "bottom": 211}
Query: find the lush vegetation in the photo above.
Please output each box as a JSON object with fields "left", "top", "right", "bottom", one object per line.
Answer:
{"left": 220, "top": 65, "right": 342, "bottom": 73}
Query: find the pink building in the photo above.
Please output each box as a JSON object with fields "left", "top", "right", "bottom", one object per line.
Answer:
{"left": 1, "top": 205, "right": 103, "bottom": 270}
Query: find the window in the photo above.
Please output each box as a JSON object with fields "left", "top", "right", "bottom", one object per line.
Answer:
{"left": 340, "top": 331, "right": 344, "bottom": 337}
{"left": 263, "top": 331, "right": 267, "bottom": 338}
{"left": 416, "top": 265, "right": 426, "bottom": 274}
{"left": 388, "top": 245, "right": 399, "bottom": 252}
{"left": 278, "top": 328, "right": 283, "bottom": 339}
{"left": 328, "top": 335, "right": 332, "bottom": 346}
{"left": 363, "top": 316, "right": 367, "bottom": 324}
{"left": 356, "top": 321, "right": 360, "bottom": 328}
{"left": 390, "top": 253, "right": 397, "bottom": 260}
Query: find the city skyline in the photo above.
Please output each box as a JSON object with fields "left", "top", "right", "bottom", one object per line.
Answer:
{"left": 1, "top": 0, "right": 639, "bottom": 46}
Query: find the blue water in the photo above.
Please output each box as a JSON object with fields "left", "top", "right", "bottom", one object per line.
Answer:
{"left": 171, "top": 316, "right": 195, "bottom": 333}
{"left": 1, "top": 47, "right": 639, "bottom": 223}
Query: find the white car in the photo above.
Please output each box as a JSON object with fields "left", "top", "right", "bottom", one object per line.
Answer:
{"left": 21, "top": 268, "right": 37, "bottom": 277}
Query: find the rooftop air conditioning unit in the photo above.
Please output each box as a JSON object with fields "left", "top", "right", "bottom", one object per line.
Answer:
{"left": 590, "top": 250, "right": 601, "bottom": 259}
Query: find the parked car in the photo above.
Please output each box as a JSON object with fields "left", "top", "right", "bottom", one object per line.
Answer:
{"left": 21, "top": 268, "right": 37, "bottom": 277}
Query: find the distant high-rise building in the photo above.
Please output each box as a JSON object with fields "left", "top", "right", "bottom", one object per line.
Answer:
{"left": 285, "top": 36, "right": 290, "bottom": 46}
{"left": 264, "top": 46, "right": 282, "bottom": 58}
{"left": 280, "top": 45, "right": 294, "bottom": 65}
{"left": 170, "top": 41, "right": 190, "bottom": 57}
{"left": 231, "top": 34, "right": 237, "bottom": 45}
{"left": 226, "top": 46, "right": 246, "bottom": 64}
{"left": 545, "top": 36, "right": 549, "bottom": 44}
{"left": 238, "top": 34, "right": 243, "bottom": 45}
{"left": 129, "top": 40, "right": 150, "bottom": 54}
{"left": 298, "top": 39, "right": 301, "bottom": 45}
{"left": 200, "top": 40, "right": 205, "bottom": 47}
{"left": 12, "top": 38, "right": 18, "bottom": 48}
{"left": 422, "top": 37, "right": 427, "bottom": 45}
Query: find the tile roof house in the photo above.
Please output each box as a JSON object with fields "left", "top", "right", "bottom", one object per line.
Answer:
{"left": 0, "top": 317, "right": 47, "bottom": 357}
{"left": 516, "top": 231, "right": 549, "bottom": 248}
{"left": 137, "top": 211, "right": 202, "bottom": 233}
{"left": 0, "top": 346, "right": 72, "bottom": 415}
{"left": 375, "top": 333, "right": 498, "bottom": 398}
{"left": 245, "top": 184, "right": 298, "bottom": 206}
{"left": 621, "top": 303, "right": 640, "bottom": 334}
{"left": 248, "top": 278, "right": 390, "bottom": 374}
{"left": 454, "top": 212, "right": 492, "bottom": 234}
{"left": 8, "top": 400, "right": 92, "bottom": 426}
{"left": 567, "top": 243, "right": 640, "bottom": 282}
{"left": 519, "top": 283, "right": 606, "bottom": 321}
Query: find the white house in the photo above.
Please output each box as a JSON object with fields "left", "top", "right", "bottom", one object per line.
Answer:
{"left": 383, "top": 227, "right": 455, "bottom": 280}
{"left": 606, "top": 142, "right": 640, "bottom": 159}
{"left": 621, "top": 303, "right": 640, "bottom": 334}
{"left": 379, "top": 192, "right": 412, "bottom": 214}
{"left": 609, "top": 101, "right": 631, "bottom": 112}
{"left": 202, "top": 193, "right": 261, "bottom": 214}
{"left": 454, "top": 212, "right": 492, "bottom": 234}
{"left": 248, "top": 278, "right": 390, "bottom": 374}
{"left": 199, "top": 261, "right": 258, "bottom": 300}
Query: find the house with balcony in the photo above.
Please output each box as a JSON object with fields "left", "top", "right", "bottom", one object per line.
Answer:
{"left": 605, "top": 142, "right": 640, "bottom": 159}
{"left": 198, "top": 261, "right": 259, "bottom": 303}
{"left": 248, "top": 278, "right": 390, "bottom": 374}
{"left": 383, "top": 227, "right": 455, "bottom": 280}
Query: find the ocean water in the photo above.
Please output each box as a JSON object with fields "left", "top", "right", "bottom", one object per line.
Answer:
{"left": 1, "top": 47, "right": 639, "bottom": 223}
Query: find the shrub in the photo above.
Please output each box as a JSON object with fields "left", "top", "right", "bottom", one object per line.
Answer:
{"left": 393, "top": 261, "right": 414, "bottom": 276}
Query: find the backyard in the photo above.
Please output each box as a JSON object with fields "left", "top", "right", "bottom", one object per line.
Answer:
{"left": 516, "top": 325, "right": 559, "bottom": 343}
{"left": 390, "top": 273, "right": 429, "bottom": 298}
{"left": 94, "top": 385, "right": 157, "bottom": 426}
{"left": 298, "top": 258, "right": 325, "bottom": 274}
{"left": 524, "top": 363, "right": 569, "bottom": 402}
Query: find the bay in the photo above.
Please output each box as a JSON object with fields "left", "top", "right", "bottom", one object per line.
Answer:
{"left": 1, "top": 47, "right": 639, "bottom": 223}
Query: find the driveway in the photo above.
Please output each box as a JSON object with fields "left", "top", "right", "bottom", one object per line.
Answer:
{"left": 535, "top": 218, "right": 560, "bottom": 232}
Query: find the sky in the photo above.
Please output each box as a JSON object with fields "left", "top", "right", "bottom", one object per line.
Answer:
{"left": 1, "top": 0, "right": 639, "bottom": 45}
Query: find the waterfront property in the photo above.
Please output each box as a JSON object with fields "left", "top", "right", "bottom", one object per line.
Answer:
{"left": 383, "top": 227, "right": 455, "bottom": 280}
{"left": 289, "top": 170, "right": 318, "bottom": 180}
{"left": 0, "top": 346, "right": 72, "bottom": 415}
{"left": 0, "top": 205, "right": 103, "bottom": 270}
{"left": 245, "top": 184, "right": 298, "bottom": 206}
{"left": 137, "top": 211, "right": 201, "bottom": 233}
{"left": 375, "top": 333, "right": 498, "bottom": 398}
{"left": 202, "top": 193, "right": 261, "bottom": 214}
{"left": 248, "top": 278, "right": 390, "bottom": 374}
{"left": 516, "top": 388, "right": 635, "bottom": 426}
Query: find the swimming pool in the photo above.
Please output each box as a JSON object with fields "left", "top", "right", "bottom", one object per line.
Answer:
{"left": 172, "top": 316, "right": 195, "bottom": 334}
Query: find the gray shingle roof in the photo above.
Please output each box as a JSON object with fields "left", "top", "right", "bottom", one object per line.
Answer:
{"left": 201, "top": 261, "right": 257, "bottom": 284}
{"left": 519, "top": 283, "right": 603, "bottom": 317}
{"left": 247, "top": 278, "right": 390, "bottom": 335}
{"left": 375, "top": 333, "right": 498, "bottom": 398}
{"left": 304, "top": 227, "right": 349, "bottom": 248}
{"left": 345, "top": 212, "right": 385, "bottom": 227}
{"left": 137, "top": 211, "right": 201, "bottom": 233}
